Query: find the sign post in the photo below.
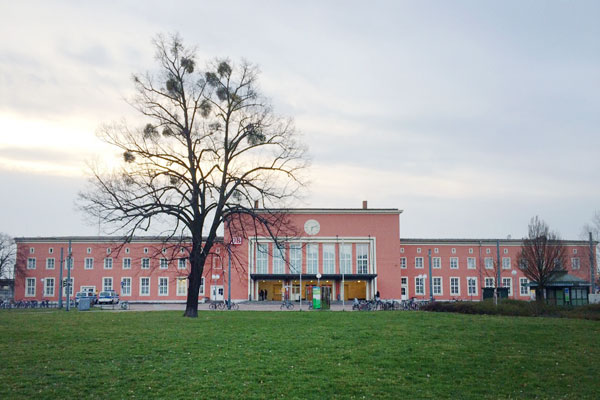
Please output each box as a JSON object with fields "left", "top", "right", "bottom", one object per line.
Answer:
{"left": 228, "top": 236, "right": 242, "bottom": 310}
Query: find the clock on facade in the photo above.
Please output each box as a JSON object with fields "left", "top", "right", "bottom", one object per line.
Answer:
{"left": 304, "top": 219, "right": 320, "bottom": 235}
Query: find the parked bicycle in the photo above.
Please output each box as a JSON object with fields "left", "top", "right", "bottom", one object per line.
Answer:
{"left": 280, "top": 299, "right": 294, "bottom": 310}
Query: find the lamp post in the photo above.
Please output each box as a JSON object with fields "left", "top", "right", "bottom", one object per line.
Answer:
{"left": 428, "top": 249, "right": 433, "bottom": 301}
{"left": 341, "top": 237, "right": 345, "bottom": 311}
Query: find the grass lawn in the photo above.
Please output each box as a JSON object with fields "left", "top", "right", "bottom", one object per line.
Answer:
{"left": 1, "top": 310, "right": 599, "bottom": 399}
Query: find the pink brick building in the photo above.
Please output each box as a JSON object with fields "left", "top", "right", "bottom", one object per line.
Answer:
{"left": 13, "top": 205, "right": 597, "bottom": 304}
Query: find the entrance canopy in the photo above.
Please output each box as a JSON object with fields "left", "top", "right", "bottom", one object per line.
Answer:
{"left": 250, "top": 273, "right": 377, "bottom": 280}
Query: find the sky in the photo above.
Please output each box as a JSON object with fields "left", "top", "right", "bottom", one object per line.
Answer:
{"left": 0, "top": 0, "right": 599, "bottom": 240}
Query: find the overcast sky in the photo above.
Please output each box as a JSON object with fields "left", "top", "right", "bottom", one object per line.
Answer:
{"left": 0, "top": 1, "right": 599, "bottom": 239}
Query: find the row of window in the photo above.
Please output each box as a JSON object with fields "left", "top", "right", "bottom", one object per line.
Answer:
{"left": 24, "top": 277, "right": 204, "bottom": 298}
{"left": 401, "top": 257, "right": 583, "bottom": 270}
{"left": 254, "top": 243, "right": 370, "bottom": 275}
{"left": 28, "top": 246, "right": 192, "bottom": 255}
{"left": 26, "top": 257, "right": 188, "bottom": 270}
{"left": 411, "top": 276, "right": 530, "bottom": 297}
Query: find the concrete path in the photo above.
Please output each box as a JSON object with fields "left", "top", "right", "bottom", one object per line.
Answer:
{"left": 113, "top": 301, "right": 357, "bottom": 312}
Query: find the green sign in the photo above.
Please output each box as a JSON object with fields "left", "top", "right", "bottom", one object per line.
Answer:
{"left": 313, "top": 286, "right": 321, "bottom": 309}
{"left": 564, "top": 288, "right": 570, "bottom": 303}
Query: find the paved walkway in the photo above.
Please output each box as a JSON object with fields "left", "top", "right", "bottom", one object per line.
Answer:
{"left": 117, "top": 301, "right": 357, "bottom": 312}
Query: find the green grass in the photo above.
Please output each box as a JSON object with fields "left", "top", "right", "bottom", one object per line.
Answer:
{"left": 1, "top": 310, "right": 599, "bottom": 399}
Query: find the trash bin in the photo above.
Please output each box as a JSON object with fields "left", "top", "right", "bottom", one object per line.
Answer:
{"left": 78, "top": 297, "right": 91, "bottom": 311}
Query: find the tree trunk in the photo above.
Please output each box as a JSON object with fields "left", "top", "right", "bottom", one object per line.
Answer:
{"left": 535, "top": 285, "right": 545, "bottom": 303}
{"left": 184, "top": 243, "right": 205, "bottom": 318}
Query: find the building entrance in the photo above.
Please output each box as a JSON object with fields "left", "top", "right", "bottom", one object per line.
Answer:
{"left": 210, "top": 285, "right": 224, "bottom": 301}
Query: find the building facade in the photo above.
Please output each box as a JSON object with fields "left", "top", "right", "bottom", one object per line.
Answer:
{"left": 13, "top": 206, "right": 598, "bottom": 303}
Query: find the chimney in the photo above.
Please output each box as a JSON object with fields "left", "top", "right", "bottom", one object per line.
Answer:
{"left": 362, "top": 200, "right": 368, "bottom": 209}
{"left": 254, "top": 200, "right": 259, "bottom": 209}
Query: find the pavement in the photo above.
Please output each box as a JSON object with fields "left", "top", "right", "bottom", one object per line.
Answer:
{"left": 111, "top": 301, "right": 357, "bottom": 312}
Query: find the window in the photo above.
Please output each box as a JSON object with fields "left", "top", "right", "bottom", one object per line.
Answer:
{"left": 467, "top": 277, "right": 478, "bottom": 296}
{"left": 450, "top": 277, "right": 460, "bottom": 296}
{"left": 27, "top": 257, "right": 36, "bottom": 270}
{"left": 290, "top": 244, "right": 302, "bottom": 274}
{"left": 26, "top": 278, "right": 36, "bottom": 296}
{"left": 450, "top": 257, "right": 458, "bottom": 269}
{"left": 141, "top": 258, "right": 150, "bottom": 269}
{"left": 519, "top": 259, "right": 528, "bottom": 270}
{"left": 212, "top": 256, "right": 222, "bottom": 270}
{"left": 356, "top": 244, "right": 369, "bottom": 274}
{"left": 484, "top": 277, "right": 495, "bottom": 288}
{"left": 256, "top": 244, "right": 268, "bottom": 274}
{"left": 199, "top": 277, "right": 205, "bottom": 296}
{"left": 144, "top": 247, "right": 149, "bottom": 254}
{"left": 65, "top": 258, "right": 74, "bottom": 270}
{"left": 434, "top": 248, "right": 439, "bottom": 254}
{"left": 106, "top": 248, "right": 111, "bottom": 255}
{"left": 158, "top": 277, "right": 168, "bottom": 296}
{"left": 486, "top": 248, "right": 491, "bottom": 254}
{"left": 122, "top": 258, "right": 131, "bottom": 269}
{"left": 469, "top": 248, "right": 473, "bottom": 254}
{"left": 44, "top": 278, "right": 55, "bottom": 297}
{"left": 415, "top": 277, "right": 425, "bottom": 295}
{"left": 573, "top": 248, "right": 578, "bottom": 254}
{"left": 85, "top": 258, "right": 94, "bottom": 270}
{"left": 307, "top": 244, "right": 319, "bottom": 274}
{"left": 63, "top": 278, "right": 74, "bottom": 297}
{"left": 485, "top": 257, "right": 493, "bottom": 269}
{"left": 273, "top": 244, "right": 285, "bottom": 274}
{"left": 339, "top": 244, "right": 351, "bottom": 274}
{"left": 49, "top": 247, "right": 54, "bottom": 254}
{"left": 502, "top": 277, "right": 512, "bottom": 296}
{"left": 571, "top": 258, "right": 580, "bottom": 270}
{"left": 519, "top": 278, "right": 530, "bottom": 296}
{"left": 400, "top": 257, "right": 407, "bottom": 269}
{"left": 103, "top": 277, "right": 113, "bottom": 291}
{"left": 125, "top": 248, "right": 130, "bottom": 254}
{"left": 433, "top": 257, "right": 441, "bottom": 269}
{"left": 160, "top": 258, "right": 168, "bottom": 269}
{"left": 502, "top": 257, "right": 511, "bottom": 270}
{"left": 503, "top": 248, "right": 508, "bottom": 254}
{"left": 451, "top": 248, "right": 456, "bottom": 254}
{"left": 46, "top": 258, "right": 55, "bottom": 270}
{"left": 400, "top": 247, "right": 405, "bottom": 253}
{"left": 121, "top": 278, "right": 131, "bottom": 296}
{"left": 86, "top": 247, "right": 92, "bottom": 254}
{"left": 29, "top": 247, "right": 35, "bottom": 254}
{"left": 178, "top": 258, "right": 187, "bottom": 269}
{"left": 467, "top": 257, "right": 476, "bottom": 269}
{"left": 140, "top": 277, "right": 150, "bottom": 296}
{"left": 433, "top": 277, "right": 442, "bottom": 295}
{"left": 415, "top": 257, "right": 424, "bottom": 269}
{"left": 104, "top": 258, "right": 113, "bottom": 270}
{"left": 417, "top": 248, "right": 422, "bottom": 254}
{"left": 323, "top": 244, "right": 335, "bottom": 274}
{"left": 177, "top": 278, "right": 187, "bottom": 296}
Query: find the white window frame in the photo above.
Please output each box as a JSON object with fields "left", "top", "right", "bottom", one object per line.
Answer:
{"left": 484, "top": 277, "right": 495, "bottom": 288}
{"left": 121, "top": 277, "right": 132, "bottom": 296}
{"left": 400, "top": 257, "right": 407, "bottom": 269}
{"left": 256, "top": 243, "right": 268, "bottom": 274}
{"left": 104, "top": 257, "right": 113, "bottom": 270}
{"left": 339, "top": 244, "right": 351, "bottom": 274}
{"left": 140, "top": 277, "right": 150, "bottom": 296}
{"left": 502, "top": 257, "right": 511, "bottom": 270}
{"left": 433, "top": 257, "right": 441, "bottom": 269}
{"left": 27, "top": 257, "right": 36, "bottom": 270}
{"left": 502, "top": 277, "right": 512, "bottom": 296}
{"left": 467, "top": 277, "right": 478, "bottom": 296}
{"left": 84, "top": 257, "right": 94, "bottom": 270}
{"left": 44, "top": 277, "right": 55, "bottom": 297}
{"left": 519, "top": 278, "right": 530, "bottom": 296}
{"left": 26, "top": 278, "right": 36, "bottom": 297}
{"left": 65, "top": 258, "right": 74, "bottom": 270}
{"left": 450, "top": 277, "right": 460, "bottom": 296}
{"left": 160, "top": 258, "right": 168, "bottom": 270}
{"left": 415, "top": 257, "right": 424, "bottom": 269}
{"left": 158, "top": 277, "right": 169, "bottom": 296}
{"left": 273, "top": 244, "right": 286, "bottom": 274}
{"left": 63, "top": 278, "right": 74, "bottom": 297}
{"left": 307, "top": 244, "right": 319, "bottom": 274}
{"left": 433, "top": 276, "right": 442, "bottom": 295}
{"left": 415, "top": 276, "right": 425, "bottom": 295}
{"left": 141, "top": 258, "right": 150, "bottom": 270}
{"left": 323, "top": 244, "right": 335, "bottom": 274}
{"left": 467, "top": 257, "right": 476, "bottom": 270}
{"left": 485, "top": 257, "right": 493, "bottom": 270}
{"left": 177, "top": 277, "right": 187, "bottom": 296}
{"left": 122, "top": 258, "right": 131, "bottom": 270}
{"left": 199, "top": 277, "right": 205, "bottom": 296}
{"left": 103, "top": 277, "right": 113, "bottom": 292}
{"left": 46, "top": 258, "right": 55, "bottom": 270}
{"left": 290, "top": 244, "right": 303, "bottom": 274}
{"left": 450, "top": 257, "right": 458, "bottom": 269}
{"left": 571, "top": 258, "right": 580, "bottom": 270}
{"left": 178, "top": 258, "right": 187, "bottom": 270}
{"left": 356, "top": 244, "right": 369, "bottom": 274}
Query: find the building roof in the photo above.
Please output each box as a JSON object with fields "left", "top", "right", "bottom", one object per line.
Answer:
{"left": 14, "top": 236, "right": 224, "bottom": 243}
{"left": 529, "top": 271, "right": 591, "bottom": 287}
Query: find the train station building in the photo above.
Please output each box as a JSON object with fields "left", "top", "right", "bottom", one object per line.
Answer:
{"left": 12, "top": 203, "right": 597, "bottom": 304}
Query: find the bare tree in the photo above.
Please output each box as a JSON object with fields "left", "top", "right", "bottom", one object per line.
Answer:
{"left": 517, "top": 216, "right": 567, "bottom": 303}
{"left": 0, "top": 233, "right": 16, "bottom": 280}
{"left": 79, "top": 34, "right": 308, "bottom": 317}
{"left": 582, "top": 211, "right": 600, "bottom": 288}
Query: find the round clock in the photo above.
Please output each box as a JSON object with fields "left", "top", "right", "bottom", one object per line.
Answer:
{"left": 304, "top": 219, "right": 320, "bottom": 235}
